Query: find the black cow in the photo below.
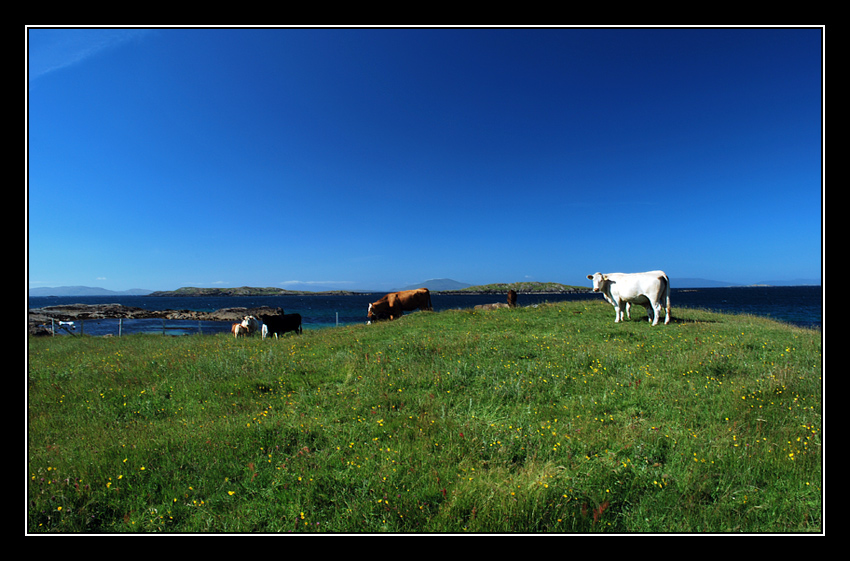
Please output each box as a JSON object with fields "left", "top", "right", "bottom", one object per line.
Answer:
{"left": 260, "top": 313, "right": 302, "bottom": 337}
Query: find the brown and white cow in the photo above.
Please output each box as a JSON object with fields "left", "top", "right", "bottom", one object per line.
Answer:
{"left": 587, "top": 271, "right": 671, "bottom": 326}
{"left": 231, "top": 322, "right": 250, "bottom": 338}
{"left": 367, "top": 288, "right": 433, "bottom": 322}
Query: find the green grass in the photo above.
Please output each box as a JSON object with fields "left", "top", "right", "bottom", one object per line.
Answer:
{"left": 27, "top": 300, "right": 822, "bottom": 533}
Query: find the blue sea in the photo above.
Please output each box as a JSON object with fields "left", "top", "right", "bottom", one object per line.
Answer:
{"left": 28, "top": 285, "right": 822, "bottom": 337}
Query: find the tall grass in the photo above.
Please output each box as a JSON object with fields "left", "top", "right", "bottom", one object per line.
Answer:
{"left": 27, "top": 300, "right": 822, "bottom": 533}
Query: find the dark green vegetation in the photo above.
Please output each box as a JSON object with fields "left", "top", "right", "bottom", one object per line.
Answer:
{"left": 28, "top": 300, "right": 821, "bottom": 533}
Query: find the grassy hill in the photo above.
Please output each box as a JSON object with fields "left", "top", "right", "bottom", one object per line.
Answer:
{"left": 27, "top": 300, "right": 821, "bottom": 533}
{"left": 147, "top": 286, "right": 356, "bottom": 297}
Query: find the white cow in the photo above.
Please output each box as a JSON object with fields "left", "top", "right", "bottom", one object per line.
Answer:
{"left": 587, "top": 271, "right": 671, "bottom": 326}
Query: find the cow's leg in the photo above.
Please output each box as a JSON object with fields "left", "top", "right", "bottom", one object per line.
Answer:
{"left": 650, "top": 302, "right": 661, "bottom": 326}
{"left": 624, "top": 302, "right": 632, "bottom": 320}
{"left": 614, "top": 302, "right": 625, "bottom": 322}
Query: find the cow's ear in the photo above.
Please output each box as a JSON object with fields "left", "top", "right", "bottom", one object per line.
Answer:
{"left": 587, "top": 275, "right": 593, "bottom": 280}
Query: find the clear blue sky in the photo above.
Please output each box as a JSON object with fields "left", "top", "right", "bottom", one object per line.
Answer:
{"left": 27, "top": 27, "right": 823, "bottom": 292}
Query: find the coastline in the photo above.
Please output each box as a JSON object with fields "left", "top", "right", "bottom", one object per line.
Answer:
{"left": 27, "top": 304, "right": 284, "bottom": 336}
{"left": 28, "top": 285, "right": 822, "bottom": 335}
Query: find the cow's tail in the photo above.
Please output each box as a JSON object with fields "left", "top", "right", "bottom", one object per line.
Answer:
{"left": 426, "top": 289, "right": 433, "bottom": 311}
{"left": 661, "top": 273, "right": 671, "bottom": 323}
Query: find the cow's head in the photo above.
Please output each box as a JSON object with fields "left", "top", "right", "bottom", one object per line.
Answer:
{"left": 367, "top": 302, "right": 391, "bottom": 321}
{"left": 587, "top": 273, "right": 607, "bottom": 292}
{"left": 367, "top": 303, "right": 379, "bottom": 321}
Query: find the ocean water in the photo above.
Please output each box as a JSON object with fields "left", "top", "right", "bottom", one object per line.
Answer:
{"left": 28, "top": 285, "right": 822, "bottom": 336}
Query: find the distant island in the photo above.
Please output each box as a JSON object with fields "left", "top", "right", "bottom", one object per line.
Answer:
{"left": 145, "top": 282, "right": 589, "bottom": 297}
{"left": 146, "top": 286, "right": 359, "bottom": 297}
{"left": 442, "top": 282, "right": 589, "bottom": 294}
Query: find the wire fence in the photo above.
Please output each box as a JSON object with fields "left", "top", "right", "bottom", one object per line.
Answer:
{"left": 45, "top": 318, "right": 222, "bottom": 337}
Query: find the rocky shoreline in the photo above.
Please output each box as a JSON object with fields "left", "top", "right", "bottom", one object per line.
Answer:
{"left": 27, "top": 304, "right": 284, "bottom": 336}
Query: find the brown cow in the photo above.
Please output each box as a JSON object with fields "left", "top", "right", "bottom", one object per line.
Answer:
{"left": 367, "top": 288, "right": 433, "bottom": 322}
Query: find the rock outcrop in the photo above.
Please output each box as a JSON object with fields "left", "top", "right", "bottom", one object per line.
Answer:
{"left": 27, "top": 304, "right": 284, "bottom": 336}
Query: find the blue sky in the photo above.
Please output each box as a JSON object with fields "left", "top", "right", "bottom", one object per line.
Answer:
{"left": 27, "top": 27, "right": 823, "bottom": 292}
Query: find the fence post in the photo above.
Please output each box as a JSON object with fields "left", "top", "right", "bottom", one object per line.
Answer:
{"left": 119, "top": 318, "right": 123, "bottom": 337}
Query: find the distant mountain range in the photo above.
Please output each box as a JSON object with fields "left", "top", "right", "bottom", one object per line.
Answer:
{"left": 673, "top": 278, "right": 821, "bottom": 288}
{"left": 398, "top": 278, "right": 472, "bottom": 291}
{"left": 29, "top": 286, "right": 154, "bottom": 297}
{"left": 405, "top": 278, "right": 821, "bottom": 290}
{"left": 29, "top": 276, "right": 821, "bottom": 298}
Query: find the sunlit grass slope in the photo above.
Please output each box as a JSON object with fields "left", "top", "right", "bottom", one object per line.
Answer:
{"left": 28, "top": 300, "right": 822, "bottom": 533}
